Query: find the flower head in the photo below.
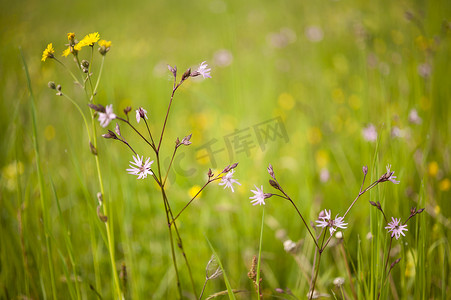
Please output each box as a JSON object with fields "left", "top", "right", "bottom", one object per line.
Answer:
{"left": 79, "top": 32, "right": 100, "bottom": 47}
{"left": 249, "top": 185, "right": 271, "bottom": 206}
{"left": 126, "top": 155, "right": 154, "bottom": 179}
{"left": 62, "top": 47, "right": 72, "bottom": 57}
{"left": 135, "top": 107, "right": 148, "bottom": 123}
{"left": 67, "top": 32, "right": 75, "bottom": 42}
{"left": 379, "top": 164, "right": 400, "bottom": 184}
{"left": 315, "top": 209, "right": 348, "bottom": 235}
{"left": 98, "top": 39, "right": 112, "bottom": 55}
{"left": 385, "top": 217, "right": 408, "bottom": 239}
{"left": 194, "top": 61, "right": 212, "bottom": 79}
{"left": 41, "top": 43, "right": 55, "bottom": 62}
{"left": 218, "top": 169, "right": 241, "bottom": 192}
{"left": 97, "top": 104, "right": 116, "bottom": 127}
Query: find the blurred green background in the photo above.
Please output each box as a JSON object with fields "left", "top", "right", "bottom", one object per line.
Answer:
{"left": 1, "top": 0, "right": 450, "bottom": 298}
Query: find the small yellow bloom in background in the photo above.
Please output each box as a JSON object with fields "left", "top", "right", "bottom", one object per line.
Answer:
{"left": 277, "top": 93, "right": 295, "bottom": 110}
{"left": 439, "top": 178, "right": 450, "bottom": 191}
{"left": 44, "top": 125, "right": 56, "bottom": 141}
{"left": 315, "top": 149, "right": 329, "bottom": 168}
{"left": 189, "top": 185, "right": 203, "bottom": 199}
{"left": 434, "top": 205, "right": 440, "bottom": 215}
{"left": 428, "top": 161, "right": 439, "bottom": 177}
{"left": 307, "top": 127, "right": 322, "bottom": 144}
{"left": 41, "top": 43, "right": 55, "bottom": 62}
{"left": 80, "top": 32, "right": 100, "bottom": 47}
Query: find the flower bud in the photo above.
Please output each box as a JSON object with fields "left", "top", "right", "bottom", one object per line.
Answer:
{"left": 48, "top": 81, "right": 56, "bottom": 89}
{"left": 362, "top": 165, "right": 368, "bottom": 175}
{"left": 181, "top": 68, "right": 191, "bottom": 81}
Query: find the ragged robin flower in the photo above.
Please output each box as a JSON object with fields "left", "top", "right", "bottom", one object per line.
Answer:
{"left": 41, "top": 43, "right": 55, "bottom": 62}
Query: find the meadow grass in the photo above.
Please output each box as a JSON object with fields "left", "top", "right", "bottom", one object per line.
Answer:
{"left": 1, "top": 0, "right": 450, "bottom": 299}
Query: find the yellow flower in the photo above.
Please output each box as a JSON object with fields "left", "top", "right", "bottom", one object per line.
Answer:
{"left": 439, "top": 178, "right": 450, "bottom": 191}
{"left": 67, "top": 32, "right": 75, "bottom": 40}
{"left": 74, "top": 42, "right": 84, "bottom": 51}
{"left": 41, "top": 43, "right": 55, "bottom": 62}
{"left": 428, "top": 161, "right": 439, "bottom": 177}
{"left": 98, "top": 39, "right": 112, "bottom": 55}
{"left": 98, "top": 39, "right": 111, "bottom": 48}
{"left": 62, "top": 47, "right": 72, "bottom": 57}
{"left": 80, "top": 32, "right": 100, "bottom": 47}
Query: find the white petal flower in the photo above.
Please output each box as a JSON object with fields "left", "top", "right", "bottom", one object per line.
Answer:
{"left": 136, "top": 107, "right": 148, "bottom": 123}
{"left": 218, "top": 169, "right": 241, "bottom": 192}
{"left": 197, "top": 61, "right": 212, "bottom": 79}
{"left": 385, "top": 217, "right": 408, "bottom": 240}
{"left": 126, "top": 155, "right": 154, "bottom": 179}
{"left": 362, "top": 123, "right": 377, "bottom": 142}
{"left": 249, "top": 185, "right": 267, "bottom": 206}
{"left": 98, "top": 104, "right": 116, "bottom": 127}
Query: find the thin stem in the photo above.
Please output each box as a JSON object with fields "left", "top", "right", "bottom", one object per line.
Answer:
{"left": 199, "top": 279, "right": 208, "bottom": 300}
{"left": 309, "top": 231, "right": 326, "bottom": 300}
{"left": 116, "top": 117, "right": 155, "bottom": 152}
{"left": 157, "top": 83, "right": 182, "bottom": 152}
{"left": 162, "top": 147, "right": 178, "bottom": 187}
{"left": 144, "top": 118, "right": 156, "bottom": 148}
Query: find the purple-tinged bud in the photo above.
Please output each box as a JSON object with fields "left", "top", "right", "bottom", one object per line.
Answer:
{"left": 208, "top": 168, "right": 213, "bottom": 178}
{"left": 267, "top": 163, "right": 275, "bottom": 179}
{"left": 222, "top": 165, "right": 231, "bottom": 173}
{"left": 168, "top": 65, "right": 177, "bottom": 78}
{"left": 230, "top": 162, "right": 239, "bottom": 170}
{"left": 175, "top": 137, "right": 181, "bottom": 147}
{"left": 181, "top": 134, "right": 192, "bottom": 146}
{"left": 275, "top": 288, "right": 284, "bottom": 293}
{"left": 102, "top": 130, "right": 118, "bottom": 139}
{"left": 264, "top": 193, "right": 273, "bottom": 199}
{"left": 124, "top": 106, "right": 132, "bottom": 115}
{"left": 181, "top": 68, "right": 191, "bottom": 81}
{"left": 417, "top": 208, "right": 425, "bottom": 214}
{"left": 269, "top": 179, "right": 279, "bottom": 190}
{"left": 90, "top": 142, "right": 97, "bottom": 155}
{"left": 88, "top": 103, "right": 106, "bottom": 113}
{"left": 369, "top": 201, "right": 378, "bottom": 207}
{"left": 390, "top": 257, "right": 401, "bottom": 269}
{"left": 363, "top": 165, "right": 368, "bottom": 175}
{"left": 115, "top": 123, "right": 121, "bottom": 136}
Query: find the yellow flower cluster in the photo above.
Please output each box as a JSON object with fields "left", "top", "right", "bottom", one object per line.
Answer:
{"left": 42, "top": 32, "right": 111, "bottom": 61}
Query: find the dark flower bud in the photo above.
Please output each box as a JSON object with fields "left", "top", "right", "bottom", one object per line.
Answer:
{"left": 417, "top": 208, "right": 425, "bottom": 214}
{"left": 81, "top": 60, "right": 89, "bottom": 68}
{"left": 208, "top": 168, "right": 213, "bottom": 178}
{"left": 56, "top": 84, "right": 62, "bottom": 91}
{"left": 230, "top": 162, "right": 239, "bottom": 170}
{"left": 369, "top": 201, "right": 378, "bottom": 207}
{"left": 175, "top": 137, "right": 181, "bottom": 147}
{"left": 90, "top": 141, "right": 97, "bottom": 155}
{"left": 181, "top": 68, "right": 191, "bottom": 81}
{"left": 48, "top": 81, "right": 56, "bottom": 89}
{"left": 390, "top": 257, "right": 401, "bottom": 269}
{"left": 222, "top": 164, "right": 231, "bottom": 173}
{"left": 97, "top": 205, "right": 108, "bottom": 222}
{"left": 269, "top": 179, "right": 280, "bottom": 190}
{"left": 124, "top": 106, "right": 132, "bottom": 115}
{"left": 88, "top": 103, "right": 106, "bottom": 113}
{"left": 102, "top": 130, "right": 117, "bottom": 139}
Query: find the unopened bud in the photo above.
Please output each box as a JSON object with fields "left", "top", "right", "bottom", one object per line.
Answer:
{"left": 81, "top": 60, "right": 89, "bottom": 68}
{"left": 48, "top": 81, "right": 56, "bottom": 89}
{"left": 181, "top": 68, "right": 191, "bottom": 81}
{"left": 168, "top": 65, "right": 177, "bottom": 78}
{"left": 208, "top": 168, "right": 213, "bottom": 178}
{"left": 102, "top": 130, "right": 117, "bottom": 139}
{"left": 181, "top": 134, "right": 192, "bottom": 146}
{"left": 417, "top": 208, "right": 425, "bottom": 214}
{"left": 269, "top": 179, "right": 279, "bottom": 190}
{"left": 363, "top": 165, "right": 368, "bottom": 175}
{"left": 56, "top": 84, "right": 62, "bottom": 92}
{"left": 97, "top": 205, "right": 108, "bottom": 222}
{"left": 124, "top": 106, "right": 132, "bottom": 115}
{"left": 267, "top": 163, "right": 275, "bottom": 178}
{"left": 114, "top": 123, "right": 121, "bottom": 136}
{"left": 88, "top": 103, "right": 106, "bottom": 113}
{"left": 390, "top": 257, "right": 401, "bottom": 269}
{"left": 89, "top": 141, "right": 97, "bottom": 155}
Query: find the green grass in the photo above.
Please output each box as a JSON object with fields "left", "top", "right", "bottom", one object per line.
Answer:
{"left": 1, "top": 0, "right": 451, "bottom": 299}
